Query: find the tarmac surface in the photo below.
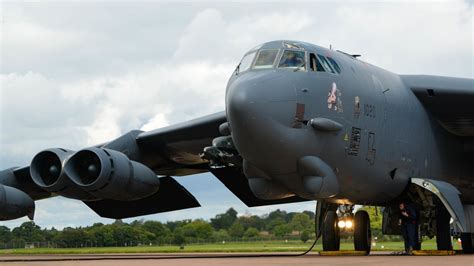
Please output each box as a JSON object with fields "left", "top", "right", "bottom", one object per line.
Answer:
{"left": 0, "top": 252, "right": 473, "bottom": 266}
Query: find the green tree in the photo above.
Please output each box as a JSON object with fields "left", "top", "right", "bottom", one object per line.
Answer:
{"left": 265, "top": 217, "right": 286, "bottom": 231}
{"left": 11, "top": 221, "right": 44, "bottom": 242}
{"left": 54, "top": 227, "right": 89, "bottom": 248}
{"left": 211, "top": 208, "right": 238, "bottom": 230}
{"left": 243, "top": 227, "right": 259, "bottom": 239}
{"left": 303, "top": 211, "right": 315, "bottom": 220}
{"left": 238, "top": 215, "right": 264, "bottom": 230}
{"left": 182, "top": 220, "right": 214, "bottom": 240}
{"left": 172, "top": 228, "right": 186, "bottom": 246}
{"left": 142, "top": 220, "right": 171, "bottom": 243}
{"left": 273, "top": 224, "right": 291, "bottom": 238}
{"left": 266, "top": 209, "right": 288, "bottom": 222}
{"left": 212, "top": 229, "right": 230, "bottom": 241}
{"left": 300, "top": 230, "right": 310, "bottom": 243}
{"left": 166, "top": 220, "right": 191, "bottom": 231}
{"left": 290, "top": 213, "right": 312, "bottom": 234}
{"left": 0, "top": 226, "right": 11, "bottom": 244}
{"left": 228, "top": 222, "right": 244, "bottom": 238}
{"left": 89, "top": 225, "right": 115, "bottom": 246}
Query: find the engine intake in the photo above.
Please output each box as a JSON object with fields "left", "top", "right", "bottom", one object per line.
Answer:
{"left": 30, "top": 148, "right": 94, "bottom": 200}
{"left": 64, "top": 147, "right": 160, "bottom": 201}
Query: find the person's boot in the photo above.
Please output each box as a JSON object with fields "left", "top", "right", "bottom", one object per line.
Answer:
{"left": 407, "top": 246, "right": 413, "bottom": 255}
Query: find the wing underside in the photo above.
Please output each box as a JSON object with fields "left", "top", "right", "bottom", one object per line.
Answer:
{"left": 401, "top": 75, "right": 474, "bottom": 137}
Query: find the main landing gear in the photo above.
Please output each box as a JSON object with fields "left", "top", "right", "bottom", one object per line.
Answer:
{"left": 321, "top": 204, "right": 372, "bottom": 255}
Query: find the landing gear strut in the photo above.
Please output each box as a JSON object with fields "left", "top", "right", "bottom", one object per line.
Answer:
{"left": 354, "top": 210, "right": 372, "bottom": 254}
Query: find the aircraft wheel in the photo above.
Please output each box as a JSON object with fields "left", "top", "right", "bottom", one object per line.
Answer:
{"left": 322, "top": 210, "right": 340, "bottom": 251}
{"left": 461, "top": 233, "right": 474, "bottom": 254}
{"left": 354, "top": 210, "right": 371, "bottom": 254}
{"left": 436, "top": 207, "right": 453, "bottom": 250}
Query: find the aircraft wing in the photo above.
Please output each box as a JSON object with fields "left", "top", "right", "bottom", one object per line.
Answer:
{"left": 401, "top": 75, "right": 474, "bottom": 137}
{"left": 1, "top": 111, "right": 308, "bottom": 220}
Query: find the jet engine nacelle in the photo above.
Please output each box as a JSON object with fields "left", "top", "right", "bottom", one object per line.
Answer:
{"left": 30, "top": 148, "right": 95, "bottom": 200}
{"left": 64, "top": 147, "right": 160, "bottom": 201}
{"left": 0, "top": 184, "right": 35, "bottom": 221}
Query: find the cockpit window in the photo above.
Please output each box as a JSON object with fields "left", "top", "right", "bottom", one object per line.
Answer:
{"left": 278, "top": 50, "right": 306, "bottom": 70}
{"left": 239, "top": 51, "right": 256, "bottom": 72}
{"left": 317, "top": 54, "right": 335, "bottom": 73}
{"left": 327, "top": 57, "right": 341, "bottom": 73}
{"left": 253, "top": 49, "right": 278, "bottom": 69}
{"left": 310, "top": 53, "right": 325, "bottom": 72}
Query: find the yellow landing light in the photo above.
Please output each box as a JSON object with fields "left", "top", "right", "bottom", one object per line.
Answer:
{"left": 337, "top": 219, "right": 353, "bottom": 229}
{"left": 412, "top": 250, "right": 456, "bottom": 256}
{"left": 345, "top": 220, "right": 353, "bottom": 229}
{"left": 338, "top": 220, "right": 346, "bottom": 228}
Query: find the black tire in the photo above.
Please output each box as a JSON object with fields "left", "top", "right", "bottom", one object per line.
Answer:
{"left": 461, "top": 233, "right": 474, "bottom": 254}
{"left": 436, "top": 207, "right": 453, "bottom": 250}
{"left": 354, "top": 210, "right": 371, "bottom": 254}
{"left": 322, "top": 210, "right": 340, "bottom": 251}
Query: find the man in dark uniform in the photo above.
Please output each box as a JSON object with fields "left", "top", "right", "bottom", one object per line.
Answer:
{"left": 399, "top": 202, "right": 418, "bottom": 254}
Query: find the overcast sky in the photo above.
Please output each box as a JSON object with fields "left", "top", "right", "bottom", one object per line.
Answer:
{"left": 0, "top": 1, "right": 472, "bottom": 229}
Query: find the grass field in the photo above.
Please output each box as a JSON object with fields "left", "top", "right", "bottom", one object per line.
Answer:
{"left": 0, "top": 239, "right": 460, "bottom": 255}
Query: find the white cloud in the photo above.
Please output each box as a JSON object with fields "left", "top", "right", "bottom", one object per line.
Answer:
{"left": 140, "top": 113, "right": 169, "bottom": 132}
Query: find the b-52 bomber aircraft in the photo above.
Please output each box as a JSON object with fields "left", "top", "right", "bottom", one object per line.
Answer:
{"left": 1, "top": 40, "right": 473, "bottom": 254}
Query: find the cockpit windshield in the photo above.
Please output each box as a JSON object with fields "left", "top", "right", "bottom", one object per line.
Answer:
{"left": 278, "top": 50, "right": 306, "bottom": 70}
{"left": 239, "top": 51, "right": 256, "bottom": 72}
{"left": 254, "top": 49, "right": 278, "bottom": 69}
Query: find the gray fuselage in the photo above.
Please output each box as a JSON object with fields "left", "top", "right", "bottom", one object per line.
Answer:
{"left": 225, "top": 40, "right": 474, "bottom": 205}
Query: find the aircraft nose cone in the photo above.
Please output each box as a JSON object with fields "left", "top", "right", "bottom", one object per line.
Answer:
{"left": 227, "top": 84, "right": 255, "bottom": 122}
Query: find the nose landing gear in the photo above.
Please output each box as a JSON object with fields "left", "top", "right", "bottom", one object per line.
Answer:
{"left": 320, "top": 204, "right": 372, "bottom": 255}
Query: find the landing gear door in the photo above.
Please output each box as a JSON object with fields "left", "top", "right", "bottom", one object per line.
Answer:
{"left": 411, "top": 178, "right": 467, "bottom": 232}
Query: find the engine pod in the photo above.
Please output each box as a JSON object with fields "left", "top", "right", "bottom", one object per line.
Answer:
{"left": 65, "top": 147, "right": 160, "bottom": 201}
{"left": 0, "top": 184, "right": 35, "bottom": 221}
{"left": 30, "top": 148, "right": 94, "bottom": 200}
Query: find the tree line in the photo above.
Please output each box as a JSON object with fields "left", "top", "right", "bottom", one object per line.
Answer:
{"left": 0, "top": 206, "right": 394, "bottom": 249}
{"left": 0, "top": 208, "right": 317, "bottom": 248}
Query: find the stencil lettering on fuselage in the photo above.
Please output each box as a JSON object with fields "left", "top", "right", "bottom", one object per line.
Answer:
{"left": 348, "top": 127, "right": 361, "bottom": 156}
